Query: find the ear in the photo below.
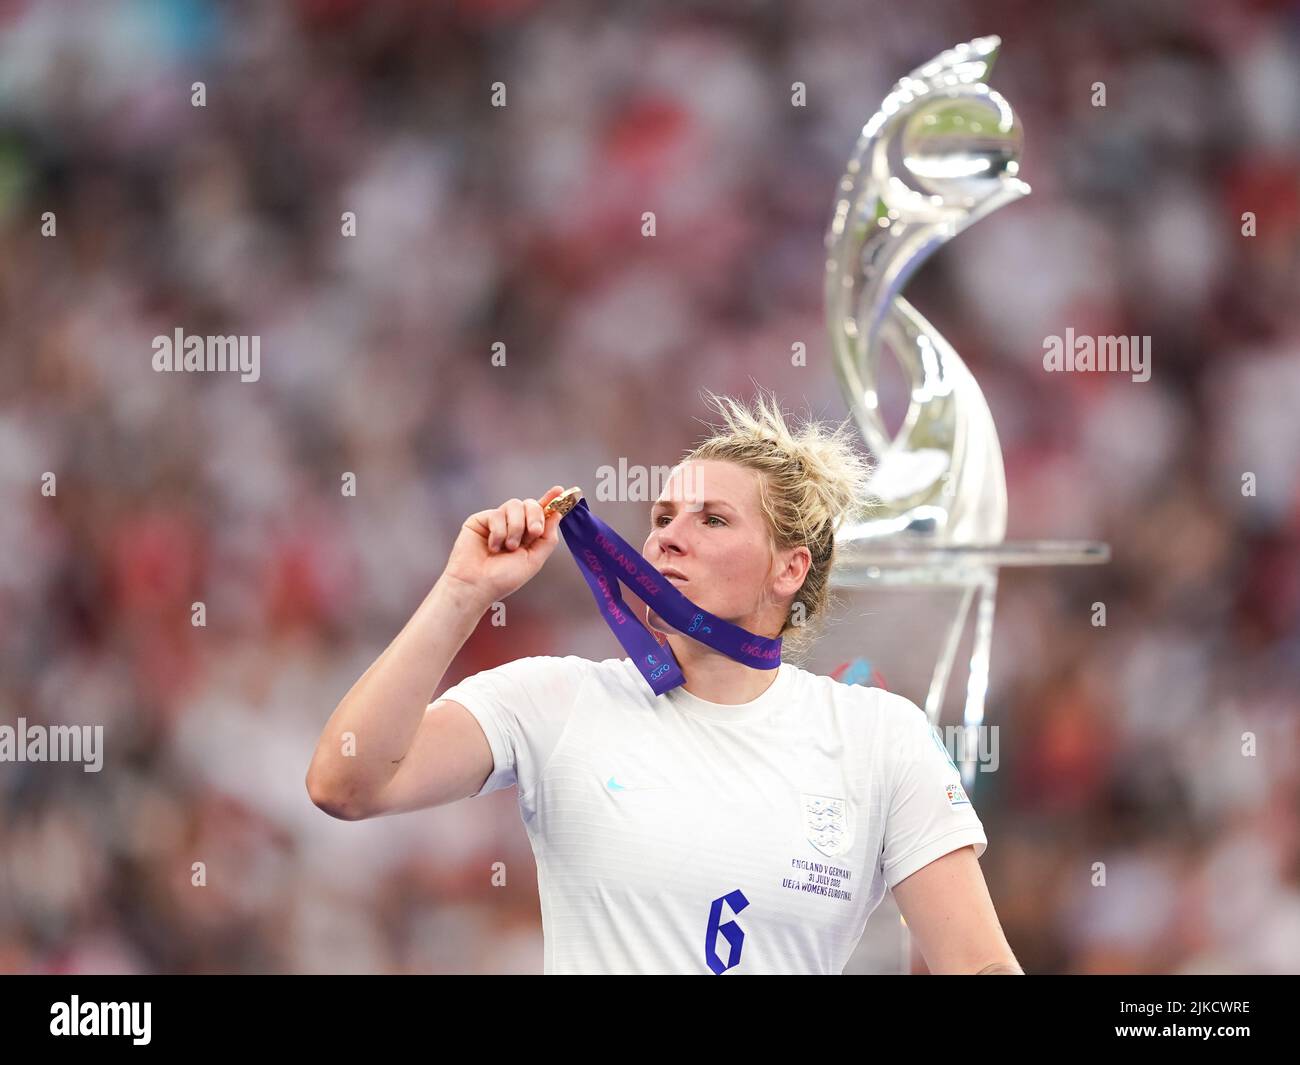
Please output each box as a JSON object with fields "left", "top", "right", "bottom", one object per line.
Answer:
{"left": 774, "top": 544, "right": 812, "bottom": 596}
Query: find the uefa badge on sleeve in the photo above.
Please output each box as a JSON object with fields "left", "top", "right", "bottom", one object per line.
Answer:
{"left": 945, "top": 782, "right": 971, "bottom": 807}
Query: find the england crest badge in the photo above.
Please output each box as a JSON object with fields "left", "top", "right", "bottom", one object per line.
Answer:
{"left": 800, "top": 793, "right": 854, "bottom": 857}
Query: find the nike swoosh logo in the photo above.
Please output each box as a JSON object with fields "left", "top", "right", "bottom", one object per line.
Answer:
{"left": 605, "top": 776, "right": 668, "bottom": 793}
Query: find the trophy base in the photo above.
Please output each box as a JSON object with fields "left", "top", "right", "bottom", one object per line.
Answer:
{"left": 834, "top": 539, "right": 1110, "bottom": 585}
{"left": 825, "top": 538, "right": 1109, "bottom": 744}
{"left": 824, "top": 539, "right": 1108, "bottom": 975}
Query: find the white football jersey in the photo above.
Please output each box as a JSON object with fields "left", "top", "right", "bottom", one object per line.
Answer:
{"left": 436, "top": 655, "right": 987, "bottom": 974}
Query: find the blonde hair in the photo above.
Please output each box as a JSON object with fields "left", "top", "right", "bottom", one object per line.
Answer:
{"left": 678, "top": 386, "right": 874, "bottom": 662}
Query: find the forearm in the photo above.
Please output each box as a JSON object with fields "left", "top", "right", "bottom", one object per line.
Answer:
{"left": 306, "top": 574, "right": 487, "bottom": 810}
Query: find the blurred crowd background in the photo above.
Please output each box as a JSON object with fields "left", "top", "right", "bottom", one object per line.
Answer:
{"left": 1, "top": 0, "right": 1298, "bottom": 974}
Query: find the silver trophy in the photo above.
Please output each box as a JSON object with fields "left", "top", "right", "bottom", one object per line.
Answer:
{"left": 821, "top": 35, "right": 1109, "bottom": 971}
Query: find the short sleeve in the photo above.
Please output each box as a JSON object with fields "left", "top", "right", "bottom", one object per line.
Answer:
{"left": 434, "top": 655, "right": 588, "bottom": 802}
{"left": 877, "top": 691, "right": 988, "bottom": 890}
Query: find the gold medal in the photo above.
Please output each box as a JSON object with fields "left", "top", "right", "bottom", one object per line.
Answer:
{"left": 544, "top": 486, "right": 583, "bottom": 518}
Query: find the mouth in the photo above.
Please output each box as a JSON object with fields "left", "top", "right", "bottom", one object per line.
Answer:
{"left": 658, "top": 568, "right": 688, "bottom": 582}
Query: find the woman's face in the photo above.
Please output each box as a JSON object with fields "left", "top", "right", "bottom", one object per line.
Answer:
{"left": 642, "top": 460, "right": 809, "bottom": 639}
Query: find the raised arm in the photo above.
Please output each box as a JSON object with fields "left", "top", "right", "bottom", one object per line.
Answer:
{"left": 305, "top": 486, "right": 566, "bottom": 820}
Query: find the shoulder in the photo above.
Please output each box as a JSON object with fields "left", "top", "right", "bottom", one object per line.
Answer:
{"left": 786, "top": 670, "right": 936, "bottom": 753}
{"left": 496, "top": 654, "right": 642, "bottom": 698}
{"left": 867, "top": 687, "right": 930, "bottom": 726}
{"left": 782, "top": 663, "right": 912, "bottom": 718}
{"left": 861, "top": 688, "right": 940, "bottom": 752}
{"left": 439, "top": 654, "right": 597, "bottom": 704}
{"left": 453, "top": 654, "right": 593, "bottom": 682}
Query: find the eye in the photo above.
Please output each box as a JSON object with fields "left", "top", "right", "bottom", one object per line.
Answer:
{"left": 652, "top": 513, "right": 726, "bottom": 527}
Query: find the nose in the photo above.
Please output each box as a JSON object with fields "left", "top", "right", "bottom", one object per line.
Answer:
{"left": 647, "top": 512, "right": 689, "bottom": 558}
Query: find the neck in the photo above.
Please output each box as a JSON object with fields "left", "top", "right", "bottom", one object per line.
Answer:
{"left": 662, "top": 630, "right": 781, "bottom": 705}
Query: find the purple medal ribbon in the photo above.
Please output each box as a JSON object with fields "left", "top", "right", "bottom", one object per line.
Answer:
{"left": 557, "top": 497, "right": 782, "bottom": 695}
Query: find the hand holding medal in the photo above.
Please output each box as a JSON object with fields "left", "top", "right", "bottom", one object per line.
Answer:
{"left": 441, "top": 486, "right": 569, "bottom": 607}
{"left": 544, "top": 486, "right": 782, "bottom": 695}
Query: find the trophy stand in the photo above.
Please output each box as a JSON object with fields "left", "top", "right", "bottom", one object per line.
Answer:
{"left": 833, "top": 542, "right": 1108, "bottom": 787}
{"left": 820, "top": 35, "right": 1110, "bottom": 973}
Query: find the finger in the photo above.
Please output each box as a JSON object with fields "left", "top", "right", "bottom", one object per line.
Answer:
{"left": 486, "top": 507, "right": 508, "bottom": 552}
{"left": 522, "top": 498, "right": 545, "bottom": 545}
{"left": 534, "top": 486, "right": 565, "bottom": 538}
{"left": 502, "top": 498, "right": 526, "bottom": 550}
{"left": 542, "top": 503, "right": 563, "bottom": 541}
